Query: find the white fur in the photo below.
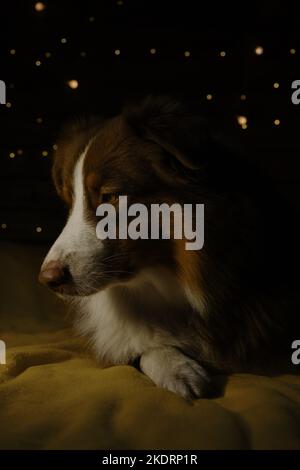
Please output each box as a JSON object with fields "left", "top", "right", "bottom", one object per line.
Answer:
{"left": 140, "top": 347, "right": 209, "bottom": 399}
{"left": 76, "top": 289, "right": 155, "bottom": 363}
{"left": 42, "top": 144, "right": 102, "bottom": 273}
{"left": 76, "top": 267, "right": 189, "bottom": 364}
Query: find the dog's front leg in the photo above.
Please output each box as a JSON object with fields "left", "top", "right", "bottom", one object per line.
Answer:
{"left": 140, "top": 346, "right": 210, "bottom": 400}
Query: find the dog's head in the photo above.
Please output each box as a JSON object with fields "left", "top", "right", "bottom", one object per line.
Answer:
{"left": 39, "top": 97, "right": 217, "bottom": 297}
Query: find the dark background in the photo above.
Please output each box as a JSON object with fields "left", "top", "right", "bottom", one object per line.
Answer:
{"left": 0, "top": 0, "right": 299, "bottom": 244}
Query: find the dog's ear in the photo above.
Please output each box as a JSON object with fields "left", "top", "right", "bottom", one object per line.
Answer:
{"left": 52, "top": 117, "right": 102, "bottom": 201}
{"left": 124, "top": 96, "right": 213, "bottom": 182}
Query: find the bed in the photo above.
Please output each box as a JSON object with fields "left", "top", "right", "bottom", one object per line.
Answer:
{"left": 1, "top": 242, "right": 300, "bottom": 450}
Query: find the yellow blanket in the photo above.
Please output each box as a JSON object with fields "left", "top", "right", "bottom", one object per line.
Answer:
{"left": 1, "top": 242, "right": 300, "bottom": 449}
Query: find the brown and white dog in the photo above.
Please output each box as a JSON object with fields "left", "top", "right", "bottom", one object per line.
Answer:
{"left": 39, "top": 97, "right": 299, "bottom": 399}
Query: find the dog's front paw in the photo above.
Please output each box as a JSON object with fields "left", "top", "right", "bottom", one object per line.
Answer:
{"left": 140, "top": 347, "right": 210, "bottom": 400}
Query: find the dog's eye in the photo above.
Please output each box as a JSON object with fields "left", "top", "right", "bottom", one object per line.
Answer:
{"left": 101, "top": 193, "right": 119, "bottom": 204}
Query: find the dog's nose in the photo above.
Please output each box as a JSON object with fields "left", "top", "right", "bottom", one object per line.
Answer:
{"left": 39, "top": 260, "right": 69, "bottom": 289}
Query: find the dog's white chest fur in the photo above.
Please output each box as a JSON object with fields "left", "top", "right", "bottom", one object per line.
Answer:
{"left": 76, "top": 288, "right": 155, "bottom": 364}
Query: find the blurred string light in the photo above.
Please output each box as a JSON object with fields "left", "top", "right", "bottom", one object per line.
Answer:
{"left": 237, "top": 115, "right": 247, "bottom": 125}
{"left": 89, "top": 16, "right": 95, "bottom": 22}
{"left": 6, "top": 39, "right": 285, "bottom": 175}
{"left": 1, "top": 224, "right": 7, "bottom": 229}
{"left": 290, "top": 48, "right": 296, "bottom": 55}
{"left": 68, "top": 79, "right": 79, "bottom": 89}
{"left": 35, "top": 2, "right": 46, "bottom": 12}
{"left": 36, "top": 226, "right": 43, "bottom": 233}
{"left": 254, "top": 46, "right": 264, "bottom": 55}
{"left": 237, "top": 115, "right": 248, "bottom": 129}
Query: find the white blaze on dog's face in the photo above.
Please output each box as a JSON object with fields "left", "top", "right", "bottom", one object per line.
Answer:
{"left": 46, "top": 148, "right": 96, "bottom": 259}
{"left": 40, "top": 145, "right": 104, "bottom": 296}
